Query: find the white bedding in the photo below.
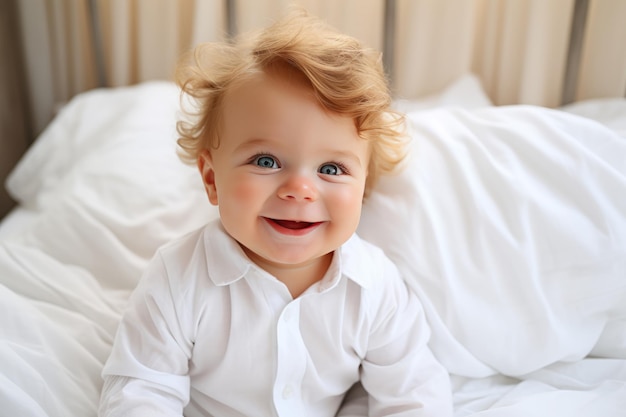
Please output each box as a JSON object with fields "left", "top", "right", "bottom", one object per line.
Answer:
{"left": 1, "top": 78, "right": 625, "bottom": 416}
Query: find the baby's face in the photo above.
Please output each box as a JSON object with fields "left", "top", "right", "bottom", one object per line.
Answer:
{"left": 198, "top": 70, "right": 370, "bottom": 276}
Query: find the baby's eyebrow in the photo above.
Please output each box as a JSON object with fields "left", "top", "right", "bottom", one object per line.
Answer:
{"left": 327, "top": 150, "right": 363, "bottom": 167}
{"left": 234, "top": 138, "right": 275, "bottom": 153}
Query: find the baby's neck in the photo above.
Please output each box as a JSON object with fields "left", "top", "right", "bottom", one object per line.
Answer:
{"left": 244, "top": 249, "right": 333, "bottom": 298}
{"left": 280, "top": 256, "right": 332, "bottom": 298}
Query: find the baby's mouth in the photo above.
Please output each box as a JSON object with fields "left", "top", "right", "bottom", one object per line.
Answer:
{"left": 270, "top": 219, "right": 317, "bottom": 230}
{"left": 263, "top": 217, "right": 323, "bottom": 234}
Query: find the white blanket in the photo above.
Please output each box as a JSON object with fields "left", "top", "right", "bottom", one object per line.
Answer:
{"left": 1, "top": 81, "right": 625, "bottom": 416}
{"left": 359, "top": 105, "right": 626, "bottom": 415}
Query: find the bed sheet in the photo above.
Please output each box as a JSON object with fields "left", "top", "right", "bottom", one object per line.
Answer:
{"left": 1, "top": 78, "right": 625, "bottom": 416}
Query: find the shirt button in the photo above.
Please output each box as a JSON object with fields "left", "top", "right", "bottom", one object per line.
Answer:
{"left": 282, "top": 384, "right": 294, "bottom": 399}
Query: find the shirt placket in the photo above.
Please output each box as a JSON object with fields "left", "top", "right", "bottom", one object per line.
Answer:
{"left": 273, "top": 298, "right": 308, "bottom": 416}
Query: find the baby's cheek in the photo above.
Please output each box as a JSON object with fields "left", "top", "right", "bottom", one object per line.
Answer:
{"left": 332, "top": 187, "right": 364, "bottom": 219}
{"left": 230, "top": 179, "right": 265, "bottom": 205}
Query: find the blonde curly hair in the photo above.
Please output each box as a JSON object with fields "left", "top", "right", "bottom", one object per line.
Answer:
{"left": 176, "top": 10, "right": 407, "bottom": 196}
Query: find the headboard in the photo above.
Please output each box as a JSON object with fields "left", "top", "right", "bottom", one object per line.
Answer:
{"left": 383, "top": 0, "right": 605, "bottom": 106}
{"left": 85, "top": 0, "right": 610, "bottom": 107}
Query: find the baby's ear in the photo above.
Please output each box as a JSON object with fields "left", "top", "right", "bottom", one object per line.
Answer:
{"left": 198, "top": 150, "right": 219, "bottom": 205}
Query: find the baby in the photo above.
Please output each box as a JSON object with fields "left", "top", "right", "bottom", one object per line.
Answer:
{"left": 100, "top": 11, "right": 452, "bottom": 417}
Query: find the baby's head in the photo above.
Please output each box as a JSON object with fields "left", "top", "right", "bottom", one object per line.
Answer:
{"left": 175, "top": 11, "right": 408, "bottom": 280}
{"left": 176, "top": 10, "right": 407, "bottom": 197}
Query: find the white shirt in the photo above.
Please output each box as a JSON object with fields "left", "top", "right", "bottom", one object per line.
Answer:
{"left": 100, "top": 220, "right": 452, "bottom": 416}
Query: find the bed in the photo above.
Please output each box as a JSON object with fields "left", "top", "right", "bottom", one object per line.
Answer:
{"left": 2, "top": 1, "right": 626, "bottom": 416}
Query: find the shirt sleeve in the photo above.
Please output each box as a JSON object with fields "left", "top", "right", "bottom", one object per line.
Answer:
{"left": 360, "top": 268, "right": 453, "bottom": 417}
{"left": 99, "top": 253, "right": 192, "bottom": 417}
{"left": 99, "top": 376, "right": 187, "bottom": 417}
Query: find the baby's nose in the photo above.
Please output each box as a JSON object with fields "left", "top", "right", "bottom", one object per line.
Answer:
{"left": 277, "top": 174, "right": 319, "bottom": 202}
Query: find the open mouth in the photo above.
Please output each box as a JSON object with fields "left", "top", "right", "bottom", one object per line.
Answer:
{"left": 264, "top": 218, "right": 322, "bottom": 234}
{"left": 273, "top": 219, "right": 314, "bottom": 230}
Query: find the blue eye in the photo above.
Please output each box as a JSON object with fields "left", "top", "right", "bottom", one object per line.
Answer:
{"left": 319, "top": 163, "right": 342, "bottom": 175}
{"left": 254, "top": 155, "right": 279, "bottom": 168}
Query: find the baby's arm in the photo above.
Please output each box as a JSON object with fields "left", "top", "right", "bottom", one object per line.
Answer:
{"left": 99, "top": 255, "right": 191, "bottom": 417}
{"left": 360, "top": 273, "right": 453, "bottom": 416}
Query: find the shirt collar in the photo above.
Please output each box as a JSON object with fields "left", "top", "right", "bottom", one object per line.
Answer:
{"left": 203, "top": 220, "right": 252, "bottom": 286}
{"left": 203, "top": 220, "right": 374, "bottom": 290}
{"left": 336, "top": 233, "right": 374, "bottom": 289}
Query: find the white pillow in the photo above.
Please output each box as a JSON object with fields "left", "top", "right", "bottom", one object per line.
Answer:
{"left": 359, "top": 106, "right": 626, "bottom": 377}
{"left": 392, "top": 73, "right": 493, "bottom": 113}
{"left": 8, "top": 82, "right": 180, "bottom": 208}
{"left": 561, "top": 98, "right": 626, "bottom": 139}
{"left": 6, "top": 82, "right": 216, "bottom": 290}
